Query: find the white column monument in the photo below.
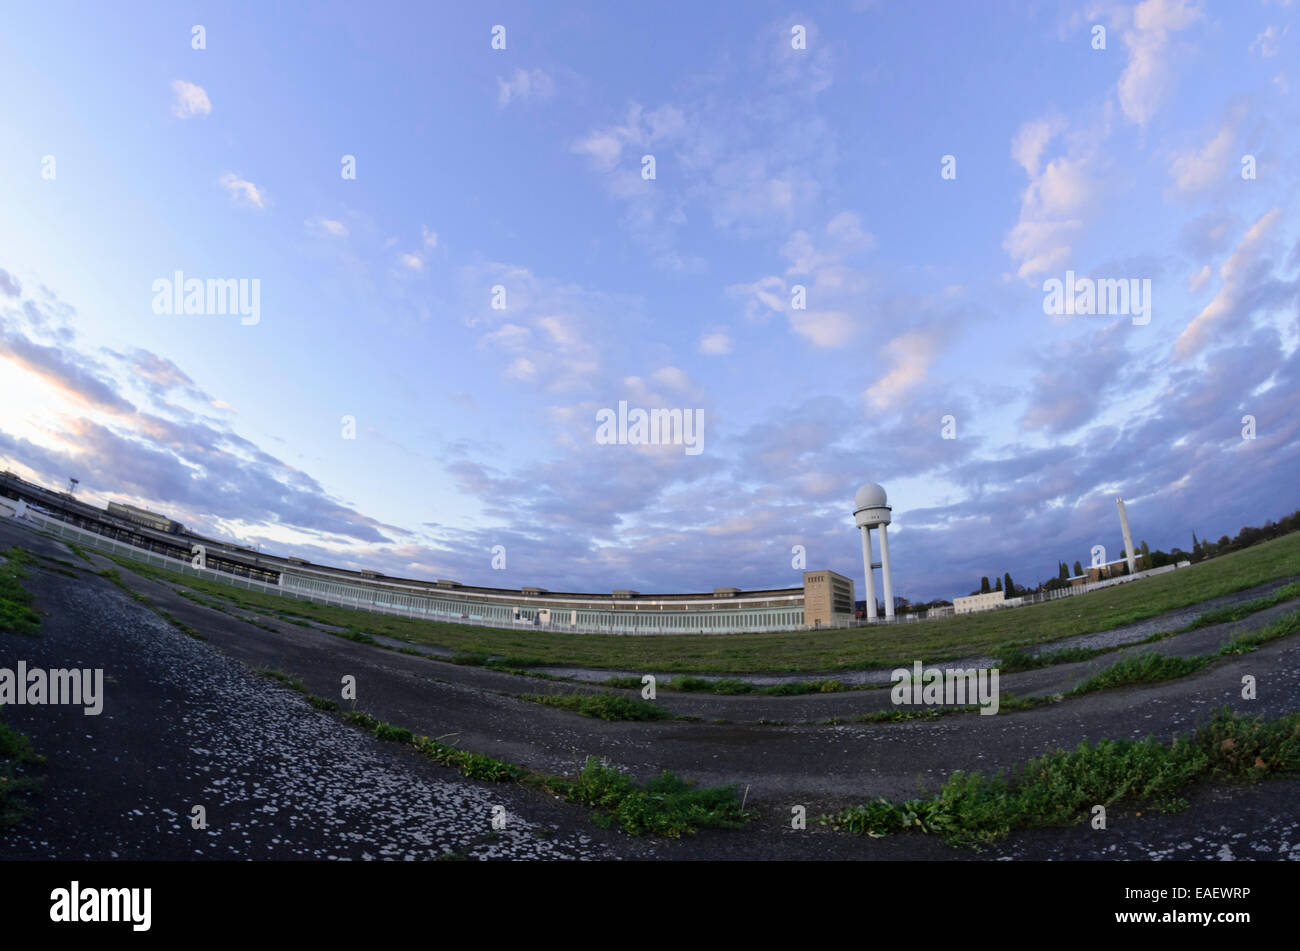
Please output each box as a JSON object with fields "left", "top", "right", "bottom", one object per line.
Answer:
{"left": 1117, "top": 497, "right": 1137, "bottom": 575}
{"left": 853, "top": 483, "right": 895, "bottom": 621}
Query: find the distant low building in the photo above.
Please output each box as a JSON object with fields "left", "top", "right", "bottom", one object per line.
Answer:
{"left": 106, "top": 501, "right": 183, "bottom": 534}
{"left": 953, "top": 591, "right": 1008, "bottom": 615}
{"left": 1082, "top": 554, "right": 1146, "bottom": 584}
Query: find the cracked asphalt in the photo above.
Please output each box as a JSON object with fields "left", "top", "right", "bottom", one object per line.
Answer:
{"left": 2, "top": 518, "right": 1297, "bottom": 860}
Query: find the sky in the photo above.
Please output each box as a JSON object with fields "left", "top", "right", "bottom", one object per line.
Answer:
{"left": 1, "top": 0, "right": 1297, "bottom": 603}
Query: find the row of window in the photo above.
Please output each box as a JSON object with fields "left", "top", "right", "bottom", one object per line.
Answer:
{"left": 283, "top": 575, "right": 804, "bottom": 631}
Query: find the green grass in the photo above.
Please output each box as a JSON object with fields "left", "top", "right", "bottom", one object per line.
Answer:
{"left": 1070, "top": 651, "right": 1212, "bottom": 695}
{"left": 858, "top": 707, "right": 957, "bottom": 723}
{"left": 322, "top": 704, "right": 747, "bottom": 835}
{"left": 543, "top": 757, "right": 750, "bottom": 838}
{"left": 519, "top": 691, "right": 674, "bottom": 721}
{"left": 66, "top": 542, "right": 94, "bottom": 564}
{"left": 648, "top": 675, "right": 846, "bottom": 695}
{"left": 602, "top": 675, "right": 646, "bottom": 689}
{"left": 255, "top": 667, "right": 339, "bottom": 711}
{"left": 0, "top": 712, "right": 46, "bottom": 828}
{"left": 1218, "top": 610, "right": 1300, "bottom": 655}
{"left": 1180, "top": 580, "right": 1300, "bottom": 632}
{"left": 158, "top": 610, "right": 206, "bottom": 640}
{"left": 823, "top": 708, "right": 1300, "bottom": 849}
{"left": 0, "top": 548, "right": 41, "bottom": 636}
{"left": 997, "top": 645, "right": 1111, "bottom": 673}
{"left": 80, "top": 529, "right": 1300, "bottom": 674}
{"left": 411, "top": 735, "right": 524, "bottom": 782}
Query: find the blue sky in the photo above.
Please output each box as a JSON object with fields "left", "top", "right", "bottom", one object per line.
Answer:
{"left": 1, "top": 1, "right": 1297, "bottom": 602}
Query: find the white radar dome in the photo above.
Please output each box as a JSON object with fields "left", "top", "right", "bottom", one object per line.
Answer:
{"left": 854, "top": 483, "right": 888, "bottom": 510}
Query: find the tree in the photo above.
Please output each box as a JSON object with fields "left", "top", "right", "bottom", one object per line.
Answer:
{"left": 1140, "top": 540, "right": 1150, "bottom": 563}
{"left": 1003, "top": 572, "right": 1014, "bottom": 598}
{"left": 1058, "top": 561, "right": 1068, "bottom": 581}
{"left": 980, "top": 576, "right": 990, "bottom": 593}
{"left": 994, "top": 577, "right": 1003, "bottom": 592}
{"left": 1073, "top": 560, "right": 1083, "bottom": 576}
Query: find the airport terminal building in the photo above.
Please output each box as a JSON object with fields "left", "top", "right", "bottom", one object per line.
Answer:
{"left": 0, "top": 471, "right": 857, "bottom": 634}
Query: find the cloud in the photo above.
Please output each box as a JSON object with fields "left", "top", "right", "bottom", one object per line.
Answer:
{"left": 1019, "top": 323, "right": 1129, "bottom": 435}
{"left": 698, "top": 332, "right": 733, "bottom": 355}
{"left": 864, "top": 330, "right": 941, "bottom": 409}
{"left": 398, "top": 252, "right": 424, "bottom": 272}
{"left": 1188, "top": 264, "right": 1211, "bottom": 292}
{"left": 1250, "top": 25, "right": 1287, "bottom": 57}
{"left": 1011, "top": 116, "right": 1065, "bottom": 177}
{"left": 219, "top": 173, "right": 267, "bottom": 209}
{"left": 1174, "top": 208, "right": 1285, "bottom": 360}
{"left": 650, "top": 366, "right": 692, "bottom": 393}
{"left": 1, "top": 304, "right": 400, "bottom": 546}
{"left": 497, "top": 68, "right": 555, "bottom": 107}
{"left": 506, "top": 357, "right": 537, "bottom": 381}
{"left": 0, "top": 269, "right": 20, "bottom": 298}
{"left": 171, "top": 80, "right": 212, "bottom": 118}
{"left": 571, "top": 103, "right": 685, "bottom": 173}
{"left": 790, "top": 309, "right": 857, "bottom": 348}
{"left": 1117, "top": 0, "right": 1204, "bottom": 126}
{"left": 422, "top": 225, "right": 438, "bottom": 249}
{"left": 1169, "top": 106, "right": 1243, "bottom": 193}
{"left": 306, "top": 217, "right": 348, "bottom": 238}
{"left": 0, "top": 324, "right": 137, "bottom": 416}
{"left": 1003, "top": 118, "right": 1099, "bottom": 278}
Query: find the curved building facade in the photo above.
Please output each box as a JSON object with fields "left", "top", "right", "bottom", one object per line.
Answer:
{"left": 2, "top": 471, "right": 857, "bottom": 634}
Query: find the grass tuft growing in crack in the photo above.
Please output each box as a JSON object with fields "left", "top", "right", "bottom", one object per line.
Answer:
{"left": 542, "top": 758, "right": 750, "bottom": 838}
{"left": 1070, "top": 652, "right": 1211, "bottom": 695}
{"left": 0, "top": 712, "right": 46, "bottom": 828}
{"left": 1180, "top": 581, "right": 1300, "bottom": 632}
{"left": 519, "top": 691, "right": 674, "bottom": 721}
{"left": 824, "top": 708, "right": 1300, "bottom": 849}
{"left": 0, "top": 548, "right": 41, "bottom": 636}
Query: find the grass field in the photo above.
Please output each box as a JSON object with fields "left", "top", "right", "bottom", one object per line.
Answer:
{"left": 91, "top": 530, "right": 1300, "bottom": 674}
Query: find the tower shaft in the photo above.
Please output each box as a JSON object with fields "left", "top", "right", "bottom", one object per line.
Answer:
{"left": 859, "top": 525, "right": 877, "bottom": 620}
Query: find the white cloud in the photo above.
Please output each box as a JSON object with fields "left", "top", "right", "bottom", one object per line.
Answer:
{"left": 1117, "top": 0, "right": 1204, "bottom": 126}
{"left": 171, "top": 80, "right": 211, "bottom": 118}
{"left": 480, "top": 323, "right": 531, "bottom": 349}
{"left": 399, "top": 252, "right": 424, "bottom": 272}
{"left": 219, "top": 173, "right": 266, "bottom": 209}
{"left": 1250, "top": 25, "right": 1287, "bottom": 57}
{"left": 1003, "top": 118, "right": 1098, "bottom": 279}
{"left": 422, "top": 225, "right": 438, "bottom": 249}
{"left": 1174, "top": 208, "right": 1282, "bottom": 360}
{"left": 789, "top": 309, "right": 856, "bottom": 348}
{"left": 864, "top": 331, "right": 941, "bottom": 409}
{"left": 497, "top": 68, "right": 556, "bottom": 107}
{"left": 1169, "top": 119, "right": 1237, "bottom": 193}
{"left": 306, "top": 217, "right": 348, "bottom": 238}
{"left": 1188, "top": 264, "right": 1211, "bottom": 292}
{"left": 507, "top": 357, "right": 537, "bottom": 381}
{"left": 650, "top": 366, "right": 692, "bottom": 392}
{"left": 1010, "top": 116, "right": 1064, "bottom": 177}
{"left": 571, "top": 103, "right": 685, "bottom": 172}
{"left": 698, "top": 332, "right": 733, "bottom": 355}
